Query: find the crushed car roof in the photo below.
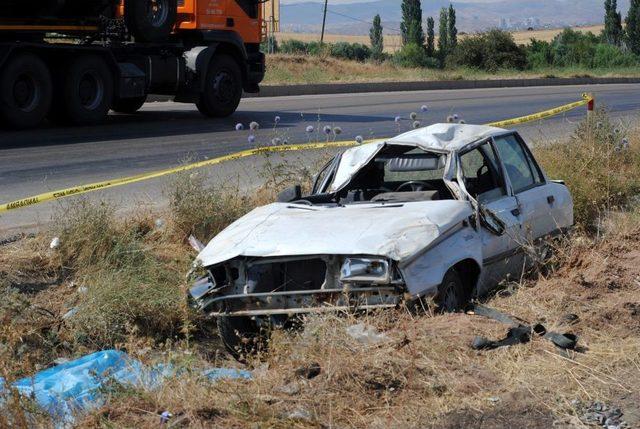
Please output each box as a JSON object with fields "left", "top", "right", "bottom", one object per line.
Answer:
{"left": 326, "top": 123, "right": 508, "bottom": 193}
{"left": 386, "top": 123, "right": 507, "bottom": 152}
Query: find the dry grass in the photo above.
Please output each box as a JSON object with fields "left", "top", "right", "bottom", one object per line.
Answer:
{"left": 510, "top": 25, "right": 604, "bottom": 45}
{"left": 276, "top": 25, "right": 605, "bottom": 54}
{"left": 74, "top": 213, "right": 640, "bottom": 428}
{"left": 1, "top": 114, "right": 639, "bottom": 428}
{"left": 264, "top": 53, "right": 640, "bottom": 85}
{"left": 534, "top": 109, "right": 640, "bottom": 231}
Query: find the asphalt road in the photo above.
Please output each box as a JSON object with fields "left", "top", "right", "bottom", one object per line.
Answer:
{"left": 1, "top": 83, "right": 639, "bottom": 233}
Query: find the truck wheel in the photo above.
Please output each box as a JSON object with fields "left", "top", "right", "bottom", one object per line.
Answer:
{"left": 435, "top": 268, "right": 469, "bottom": 312}
{"left": 0, "top": 53, "right": 52, "bottom": 129}
{"left": 57, "top": 56, "right": 114, "bottom": 125}
{"left": 196, "top": 54, "right": 242, "bottom": 118}
{"left": 112, "top": 95, "right": 147, "bottom": 114}
{"left": 125, "top": 0, "right": 177, "bottom": 43}
{"left": 217, "top": 316, "right": 265, "bottom": 360}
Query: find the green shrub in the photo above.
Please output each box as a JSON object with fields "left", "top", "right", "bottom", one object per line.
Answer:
{"left": 279, "top": 39, "right": 307, "bottom": 54}
{"left": 278, "top": 39, "right": 372, "bottom": 61}
{"left": 393, "top": 43, "right": 438, "bottom": 68}
{"left": 526, "top": 38, "right": 554, "bottom": 68}
{"left": 526, "top": 28, "right": 640, "bottom": 69}
{"left": 592, "top": 43, "right": 640, "bottom": 67}
{"left": 447, "top": 29, "right": 526, "bottom": 71}
{"left": 551, "top": 29, "right": 598, "bottom": 67}
{"left": 330, "top": 42, "right": 371, "bottom": 61}
{"left": 306, "top": 41, "right": 327, "bottom": 56}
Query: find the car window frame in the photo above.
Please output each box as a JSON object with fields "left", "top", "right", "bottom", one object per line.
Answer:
{"left": 457, "top": 138, "right": 507, "bottom": 201}
{"left": 490, "top": 132, "right": 546, "bottom": 196}
{"left": 312, "top": 153, "right": 342, "bottom": 195}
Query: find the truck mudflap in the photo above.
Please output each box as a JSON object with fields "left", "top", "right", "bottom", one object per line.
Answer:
{"left": 245, "top": 51, "right": 265, "bottom": 93}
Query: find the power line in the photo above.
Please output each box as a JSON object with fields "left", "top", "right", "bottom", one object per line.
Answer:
{"left": 324, "top": 8, "right": 403, "bottom": 34}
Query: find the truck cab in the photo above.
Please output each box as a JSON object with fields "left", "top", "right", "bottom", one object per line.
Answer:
{"left": 0, "top": 0, "right": 267, "bottom": 128}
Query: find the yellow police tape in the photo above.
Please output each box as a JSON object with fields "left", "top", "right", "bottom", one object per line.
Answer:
{"left": 487, "top": 92, "right": 593, "bottom": 128}
{"left": 0, "top": 93, "right": 594, "bottom": 214}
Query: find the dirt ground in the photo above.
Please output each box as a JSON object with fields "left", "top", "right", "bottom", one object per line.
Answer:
{"left": 2, "top": 210, "right": 638, "bottom": 428}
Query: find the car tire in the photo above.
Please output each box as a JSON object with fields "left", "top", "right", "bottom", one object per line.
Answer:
{"left": 112, "top": 95, "right": 147, "bottom": 114}
{"left": 54, "top": 55, "right": 114, "bottom": 125}
{"left": 217, "top": 316, "right": 265, "bottom": 360}
{"left": 125, "top": 0, "right": 177, "bottom": 43}
{"left": 196, "top": 54, "right": 243, "bottom": 118}
{"left": 435, "top": 268, "right": 469, "bottom": 312}
{"left": 0, "top": 53, "right": 52, "bottom": 129}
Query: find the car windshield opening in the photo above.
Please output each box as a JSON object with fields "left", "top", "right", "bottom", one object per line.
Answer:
{"left": 335, "top": 146, "right": 452, "bottom": 204}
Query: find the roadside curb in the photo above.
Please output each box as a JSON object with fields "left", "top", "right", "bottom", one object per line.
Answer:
{"left": 249, "top": 77, "right": 640, "bottom": 97}
{"left": 147, "top": 77, "right": 640, "bottom": 102}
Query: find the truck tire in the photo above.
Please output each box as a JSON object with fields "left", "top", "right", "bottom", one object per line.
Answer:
{"left": 196, "top": 54, "right": 243, "bottom": 118}
{"left": 217, "top": 316, "right": 265, "bottom": 360}
{"left": 125, "top": 0, "right": 177, "bottom": 43}
{"left": 55, "top": 55, "right": 114, "bottom": 125}
{"left": 112, "top": 95, "right": 147, "bottom": 114}
{"left": 0, "top": 53, "right": 52, "bottom": 129}
{"left": 435, "top": 268, "right": 469, "bottom": 312}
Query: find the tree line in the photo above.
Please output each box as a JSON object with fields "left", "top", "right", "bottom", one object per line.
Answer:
{"left": 266, "top": 0, "right": 640, "bottom": 71}
{"left": 367, "top": 0, "right": 640, "bottom": 70}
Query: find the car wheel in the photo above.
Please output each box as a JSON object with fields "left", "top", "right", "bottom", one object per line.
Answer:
{"left": 0, "top": 53, "right": 52, "bottom": 129}
{"left": 435, "top": 268, "right": 469, "bottom": 312}
{"left": 217, "top": 316, "right": 266, "bottom": 360}
{"left": 125, "top": 0, "right": 177, "bottom": 42}
{"left": 54, "top": 55, "right": 114, "bottom": 125}
{"left": 112, "top": 95, "right": 147, "bottom": 114}
{"left": 196, "top": 54, "right": 242, "bottom": 118}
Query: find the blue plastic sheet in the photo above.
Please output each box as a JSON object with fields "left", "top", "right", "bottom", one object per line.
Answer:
{"left": 0, "top": 350, "right": 251, "bottom": 427}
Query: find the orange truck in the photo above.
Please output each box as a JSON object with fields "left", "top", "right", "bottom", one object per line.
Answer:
{"left": 0, "top": 0, "right": 266, "bottom": 128}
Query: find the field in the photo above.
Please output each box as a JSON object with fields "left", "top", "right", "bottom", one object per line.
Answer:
{"left": 1, "top": 111, "right": 640, "bottom": 427}
{"left": 275, "top": 25, "right": 605, "bottom": 53}
{"left": 263, "top": 53, "right": 639, "bottom": 85}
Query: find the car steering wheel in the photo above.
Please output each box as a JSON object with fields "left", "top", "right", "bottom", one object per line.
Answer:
{"left": 395, "top": 181, "right": 435, "bottom": 192}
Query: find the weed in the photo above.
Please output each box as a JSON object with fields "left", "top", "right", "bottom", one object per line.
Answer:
{"left": 534, "top": 109, "right": 640, "bottom": 231}
{"left": 168, "top": 172, "right": 253, "bottom": 242}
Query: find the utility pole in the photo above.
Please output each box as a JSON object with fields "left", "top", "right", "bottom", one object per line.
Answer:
{"left": 320, "top": 0, "right": 328, "bottom": 45}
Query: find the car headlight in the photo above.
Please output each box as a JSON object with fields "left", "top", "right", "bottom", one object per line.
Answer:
{"left": 188, "top": 276, "right": 215, "bottom": 305}
{"left": 340, "top": 258, "right": 390, "bottom": 284}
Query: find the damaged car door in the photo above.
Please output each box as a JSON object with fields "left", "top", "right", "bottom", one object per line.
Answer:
{"left": 492, "top": 133, "right": 571, "bottom": 241}
{"left": 458, "top": 140, "right": 525, "bottom": 296}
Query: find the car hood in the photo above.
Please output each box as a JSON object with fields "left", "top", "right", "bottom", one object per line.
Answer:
{"left": 197, "top": 200, "right": 473, "bottom": 266}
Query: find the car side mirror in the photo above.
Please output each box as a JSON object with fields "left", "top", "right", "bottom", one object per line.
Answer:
{"left": 479, "top": 205, "right": 506, "bottom": 236}
{"left": 277, "top": 185, "right": 302, "bottom": 203}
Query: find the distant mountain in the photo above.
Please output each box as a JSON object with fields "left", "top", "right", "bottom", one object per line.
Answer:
{"left": 280, "top": 0, "right": 630, "bottom": 34}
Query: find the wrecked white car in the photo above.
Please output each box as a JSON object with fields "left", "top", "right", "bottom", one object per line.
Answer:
{"left": 189, "top": 123, "right": 573, "bottom": 354}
